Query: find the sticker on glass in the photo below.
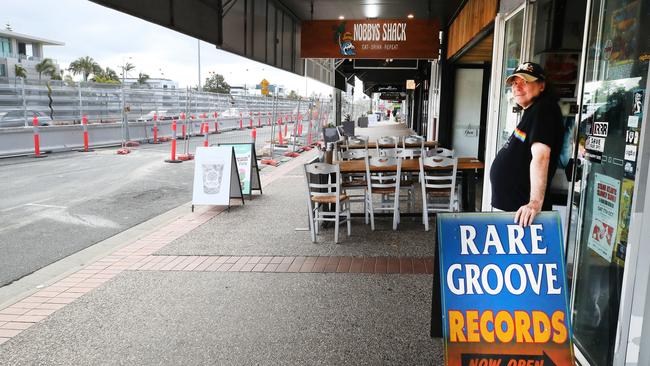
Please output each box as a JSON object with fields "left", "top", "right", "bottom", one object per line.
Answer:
{"left": 625, "top": 145, "right": 637, "bottom": 162}
{"left": 628, "top": 115, "right": 639, "bottom": 128}
{"left": 586, "top": 136, "right": 605, "bottom": 152}
{"left": 632, "top": 90, "right": 644, "bottom": 115}
{"left": 592, "top": 122, "right": 609, "bottom": 137}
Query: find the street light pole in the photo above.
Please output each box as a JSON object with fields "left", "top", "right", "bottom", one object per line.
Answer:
{"left": 197, "top": 39, "right": 202, "bottom": 92}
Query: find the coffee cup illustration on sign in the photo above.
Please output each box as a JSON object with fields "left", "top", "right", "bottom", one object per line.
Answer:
{"left": 202, "top": 163, "right": 224, "bottom": 194}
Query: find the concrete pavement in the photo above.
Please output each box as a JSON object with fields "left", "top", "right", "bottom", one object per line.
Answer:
{"left": 0, "top": 149, "right": 443, "bottom": 365}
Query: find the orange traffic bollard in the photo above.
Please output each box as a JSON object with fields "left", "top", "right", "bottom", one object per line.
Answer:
{"left": 251, "top": 127, "right": 257, "bottom": 142}
{"left": 33, "top": 116, "right": 46, "bottom": 158}
{"left": 152, "top": 113, "right": 159, "bottom": 144}
{"left": 82, "top": 115, "right": 90, "bottom": 151}
{"left": 165, "top": 120, "right": 182, "bottom": 163}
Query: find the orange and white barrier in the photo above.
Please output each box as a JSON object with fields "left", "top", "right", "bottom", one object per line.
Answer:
{"left": 165, "top": 120, "right": 181, "bottom": 163}
{"left": 33, "top": 116, "right": 42, "bottom": 158}
{"left": 152, "top": 113, "right": 159, "bottom": 144}
{"left": 82, "top": 115, "right": 90, "bottom": 151}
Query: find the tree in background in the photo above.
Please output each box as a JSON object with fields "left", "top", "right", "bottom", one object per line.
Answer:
{"left": 14, "top": 64, "right": 26, "bottom": 85}
{"left": 287, "top": 90, "right": 300, "bottom": 100}
{"left": 91, "top": 67, "right": 120, "bottom": 84}
{"left": 136, "top": 72, "right": 150, "bottom": 87}
{"left": 120, "top": 62, "right": 135, "bottom": 81}
{"left": 68, "top": 56, "right": 101, "bottom": 82}
{"left": 35, "top": 58, "right": 57, "bottom": 81}
{"left": 203, "top": 73, "right": 230, "bottom": 94}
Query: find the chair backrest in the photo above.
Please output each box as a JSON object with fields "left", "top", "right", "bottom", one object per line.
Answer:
{"left": 340, "top": 148, "right": 368, "bottom": 161}
{"left": 377, "top": 136, "right": 398, "bottom": 147}
{"left": 365, "top": 156, "right": 402, "bottom": 192}
{"left": 396, "top": 148, "right": 421, "bottom": 159}
{"left": 419, "top": 156, "right": 458, "bottom": 211}
{"left": 347, "top": 135, "right": 369, "bottom": 148}
{"left": 428, "top": 147, "right": 454, "bottom": 158}
{"left": 378, "top": 147, "right": 400, "bottom": 158}
{"left": 402, "top": 135, "right": 424, "bottom": 147}
{"left": 304, "top": 162, "right": 343, "bottom": 200}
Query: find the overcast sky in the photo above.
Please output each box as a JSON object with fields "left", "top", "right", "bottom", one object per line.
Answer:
{"left": 3, "top": 0, "right": 341, "bottom": 97}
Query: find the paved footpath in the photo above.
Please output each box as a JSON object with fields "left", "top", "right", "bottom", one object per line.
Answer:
{"left": 0, "top": 150, "right": 443, "bottom": 365}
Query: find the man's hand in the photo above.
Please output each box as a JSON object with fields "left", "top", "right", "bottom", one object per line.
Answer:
{"left": 515, "top": 200, "right": 542, "bottom": 226}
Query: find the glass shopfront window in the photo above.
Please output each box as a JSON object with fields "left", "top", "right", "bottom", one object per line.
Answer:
{"left": 496, "top": 11, "right": 525, "bottom": 149}
{"left": 568, "top": 0, "right": 650, "bottom": 364}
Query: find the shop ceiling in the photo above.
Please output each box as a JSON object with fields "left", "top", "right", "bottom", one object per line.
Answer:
{"left": 90, "top": 0, "right": 465, "bottom": 94}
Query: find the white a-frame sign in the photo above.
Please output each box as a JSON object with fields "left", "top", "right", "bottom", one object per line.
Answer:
{"left": 218, "top": 142, "right": 262, "bottom": 197}
{"left": 192, "top": 146, "right": 244, "bottom": 211}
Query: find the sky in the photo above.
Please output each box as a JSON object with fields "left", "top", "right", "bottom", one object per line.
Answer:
{"left": 2, "top": 0, "right": 351, "bottom": 98}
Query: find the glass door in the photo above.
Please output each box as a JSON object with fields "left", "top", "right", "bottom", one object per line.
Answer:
{"left": 568, "top": 0, "right": 649, "bottom": 364}
{"left": 496, "top": 10, "right": 526, "bottom": 148}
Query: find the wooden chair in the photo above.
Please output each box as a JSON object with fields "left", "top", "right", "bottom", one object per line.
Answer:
{"left": 428, "top": 147, "right": 454, "bottom": 158}
{"left": 419, "top": 156, "right": 458, "bottom": 231}
{"left": 304, "top": 162, "right": 351, "bottom": 243}
{"left": 376, "top": 136, "right": 398, "bottom": 155}
{"left": 365, "top": 156, "right": 402, "bottom": 231}
{"left": 339, "top": 149, "right": 369, "bottom": 212}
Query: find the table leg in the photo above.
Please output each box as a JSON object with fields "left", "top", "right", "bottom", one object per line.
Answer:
{"left": 462, "top": 170, "right": 477, "bottom": 212}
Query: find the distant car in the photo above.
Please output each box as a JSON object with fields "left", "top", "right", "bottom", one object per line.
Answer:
{"left": 136, "top": 110, "right": 176, "bottom": 122}
{"left": 220, "top": 108, "right": 240, "bottom": 118}
{"left": 0, "top": 110, "right": 53, "bottom": 128}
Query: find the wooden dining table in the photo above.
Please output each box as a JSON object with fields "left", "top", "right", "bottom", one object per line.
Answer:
{"left": 336, "top": 157, "right": 485, "bottom": 211}
{"left": 344, "top": 141, "right": 439, "bottom": 150}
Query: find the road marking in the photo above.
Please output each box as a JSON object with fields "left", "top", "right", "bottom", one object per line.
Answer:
{"left": 24, "top": 203, "right": 68, "bottom": 209}
{"left": 0, "top": 199, "right": 60, "bottom": 212}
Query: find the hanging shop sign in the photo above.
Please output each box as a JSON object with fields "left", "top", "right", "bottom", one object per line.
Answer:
{"left": 437, "top": 212, "right": 574, "bottom": 366}
{"left": 300, "top": 19, "right": 439, "bottom": 59}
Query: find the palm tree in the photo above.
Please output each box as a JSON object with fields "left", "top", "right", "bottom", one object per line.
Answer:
{"left": 91, "top": 67, "right": 120, "bottom": 83}
{"left": 120, "top": 62, "right": 135, "bottom": 81}
{"left": 35, "top": 58, "right": 56, "bottom": 81}
{"left": 136, "top": 72, "right": 150, "bottom": 87}
{"left": 14, "top": 64, "right": 27, "bottom": 85}
{"left": 68, "top": 56, "right": 101, "bottom": 82}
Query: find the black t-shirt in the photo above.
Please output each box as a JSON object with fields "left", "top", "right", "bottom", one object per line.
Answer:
{"left": 490, "top": 93, "right": 564, "bottom": 211}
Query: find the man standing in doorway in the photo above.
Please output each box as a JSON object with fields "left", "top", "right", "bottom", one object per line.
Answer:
{"left": 490, "top": 62, "right": 564, "bottom": 226}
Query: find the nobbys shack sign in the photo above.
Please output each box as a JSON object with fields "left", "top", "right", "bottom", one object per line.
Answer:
{"left": 437, "top": 212, "right": 575, "bottom": 366}
{"left": 300, "top": 19, "right": 439, "bottom": 59}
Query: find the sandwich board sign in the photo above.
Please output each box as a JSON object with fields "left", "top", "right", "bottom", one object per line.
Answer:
{"left": 437, "top": 212, "right": 574, "bottom": 366}
{"left": 218, "top": 143, "right": 262, "bottom": 197}
{"left": 192, "top": 146, "right": 244, "bottom": 211}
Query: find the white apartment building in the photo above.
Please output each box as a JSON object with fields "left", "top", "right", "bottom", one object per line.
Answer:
{"left": 0, "top": 29, "right": 64, "bottom": 80}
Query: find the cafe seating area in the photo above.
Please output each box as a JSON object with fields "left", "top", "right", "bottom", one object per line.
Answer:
{"left": 303, "top": 122, "right": 484, "bottom": 243}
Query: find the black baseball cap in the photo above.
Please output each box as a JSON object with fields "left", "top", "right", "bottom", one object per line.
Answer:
{"left": 505, "top": 62, "right": 546, "bottom": 84}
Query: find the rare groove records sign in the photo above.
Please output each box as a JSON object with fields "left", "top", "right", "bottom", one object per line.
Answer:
{"left": 437, "top": 212, "right": 575, "bottom": 366}
{"left": 300, "top": 19, "right": 439, "bottom": 59}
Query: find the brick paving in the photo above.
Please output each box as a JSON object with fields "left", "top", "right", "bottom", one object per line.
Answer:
{"left": 0, "top": 150, "right": 435, "bottom": 347}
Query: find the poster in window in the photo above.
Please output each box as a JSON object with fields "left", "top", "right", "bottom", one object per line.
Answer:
{"left": 587, "top": 173, "right": 621, "bottom": 262}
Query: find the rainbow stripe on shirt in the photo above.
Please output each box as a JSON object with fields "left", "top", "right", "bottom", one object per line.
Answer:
{"left": 513, "top": 128, "right": 527, "bottom": 142}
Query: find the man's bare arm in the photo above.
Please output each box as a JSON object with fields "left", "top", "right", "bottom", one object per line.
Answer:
{"left": 514, "top": 142, "right": 550, "bottom": 226}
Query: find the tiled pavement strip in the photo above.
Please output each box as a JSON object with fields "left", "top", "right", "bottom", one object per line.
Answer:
{"left": 0, "top": 149, "right": 434, "bottom": 346}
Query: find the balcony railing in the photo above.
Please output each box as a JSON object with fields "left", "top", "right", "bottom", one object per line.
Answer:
{"left": 0, "top": 53, "right": 44, "bottom": 62}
